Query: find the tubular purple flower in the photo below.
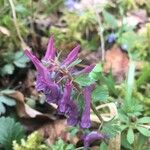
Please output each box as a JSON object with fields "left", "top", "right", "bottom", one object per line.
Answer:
{"left": 25, "top": 50, "right": 61, "bottom": 104}
{"left": 84, "top": 131, "right": 106, "bottom": 147}
{"left": 24, "top": 50, "right": 50, "bottom": 82}
{"left": 62, "top": 45, "right": 80, "bottom": 66}
{"left": 66, "top": 99, "right": 79, "bottom": 126}
{"left": 59, "top": 81, "right": 72, "bottom": 113}
{"left": 80, "top": 86, "right": 92, "bottom": 128}
{"left": 74, "top": 64, "right": 95, "bottom": 76}
{"left": 44, "top": 35, "right": 56, "bottom": 60}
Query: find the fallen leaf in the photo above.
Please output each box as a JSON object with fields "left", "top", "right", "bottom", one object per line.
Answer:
{"left": 126, "top": 9, "right": 147, "bottom": 26}
{"left": 0, "top": 26, "right": 10, "bottom": 36}
{"left": 7, "top": 91, "right": 55, "bottom": 120}
{"left": 104, "top": 45, "right": 129, "bottom": 82}
{"left": 91, "top": 102, "right": 118, "bottom": 123}
{"left": 38, "top": 119, "right": 79, "bottom": 145}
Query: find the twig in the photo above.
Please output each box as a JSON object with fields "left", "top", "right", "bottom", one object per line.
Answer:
{"left": 8, "top": 0, "right": 27, "bottom": 50}
{"left": 95, "top": 8, "right": 105, "bottom": 61}
{"left": 91, "top": 102, "right": 103, "bottom": 124}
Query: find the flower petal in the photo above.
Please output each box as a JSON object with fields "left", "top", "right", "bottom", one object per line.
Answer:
{"left": 80, "top": 86, "right": 92, "bottom": 128}
{"left": 44, "top": 35, "right": 56, "bottom": 60}
{"left": 62, "top": 45, "right": 80, "bottom": 66}
{"left": 84, "top": 131, "right": 106, "bottom": 147}
{"left": 59, "top": 81, "right": 72, "bottom": 113}
{"left": 25, "top": 50, "right": 50, "bottom": 82}
{"left": 65, "top": 99, "right": 79, "bottom": 126}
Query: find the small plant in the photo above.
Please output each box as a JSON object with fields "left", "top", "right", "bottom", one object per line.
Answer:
{"left": 0, "top": 117, "right": 25, "bottom": 150}
{"left": 0, "top": 89, "right": 16, "bottom": 115}
{"left": 51, "top": 138, "right": 75, "bottom": 150}
{"left": 13, "top": 132, "right": 49, "bottom": 150}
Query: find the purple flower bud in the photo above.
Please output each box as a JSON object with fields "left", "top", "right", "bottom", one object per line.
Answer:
{"left": 84, "top": 131, "right": 106, "bottom": 147}
{"left": 62, "top": 45, "right": 80, "bottom": 66}
{"left": 107, "top": 33, "right": 116, "bottom": 43}
{"left": 44, "top": 36, "right": 56, "bottom": 60}
{"left": 80, "top": 86, "right": 92, "bottom": 128}
{"left": 59, "top": 81, "right": 72, "bottom": 113}
{"left": 75, "top": 64, "right": 95, "bottom": 76}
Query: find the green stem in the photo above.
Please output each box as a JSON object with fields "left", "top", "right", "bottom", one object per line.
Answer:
{"left": 91, "top": 102, "right": 103, "bottom": 123}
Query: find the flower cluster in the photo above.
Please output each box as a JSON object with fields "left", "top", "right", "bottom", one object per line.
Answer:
{"left": 25, "top": 36, "right": 94, "bottom": 128}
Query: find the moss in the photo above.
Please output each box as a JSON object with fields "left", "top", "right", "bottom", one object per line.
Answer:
{"left": 13, "top": 132, "right": 49, "bottom": 150}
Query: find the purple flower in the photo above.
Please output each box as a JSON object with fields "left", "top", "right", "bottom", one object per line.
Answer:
{"left": 44, "top": 35, "right": 56, "bottom": 61}
{"left": 24, "top": 50, "right": 60, "bottom": 103}
{"left": 84, "top": 131, "right": 106, "bottom": 147}
{"left": 65, "top": 99, "right": 79, "bottom": 126}
{"left": 80, "top": 86, "right": 92, "bottom": 128}
{"left": 59, "top": 81, "right": 72, "bottom": 113}
{"left": 107, "top": 33, "right": 116, "bottom": 43}
{"left": 25, "top": 36, "right": 94, "bottom": 128}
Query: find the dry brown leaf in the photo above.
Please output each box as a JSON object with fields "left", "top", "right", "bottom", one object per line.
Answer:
{"left": 38, "top": 119, "right": 79, "bottom": 145}
{"left": 91, "top": 102, "right": 118, "bottom": 123}
{"left": 7, "top": 91, "right": 53, "bottom": 119}
{"left": 104, "top": 45, "right": 129, "bottom": 82}
{"left": 0, "top": 26, "right": 10, "bottom": 36}
{"left": 126, "top": 9, "right": 147, "bottom": 26}
{"left": 108, "top": 133, "right": 121, "bottom": 150}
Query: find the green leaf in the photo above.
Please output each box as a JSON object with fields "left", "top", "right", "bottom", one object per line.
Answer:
{"left": 0, "top": 95, "right": 16, "bottom": 106}
{"left": 99, "top": 142, "right": 108, "bottom": 150}
{"left": 92, "top": 63, "right": 102, "bottom": 73}
{"left": 136, "top": 126, "right": 150, "bottom": 137}
{"left": 0, "top": 102, "right": 6, "bottom": 114}
{"left": 101, "top": 118, "right": 121, "bottom": 138}
{"left": 137, "top": 117, "right": 150, "bottom": 124}
{"left": 14, "top": 51, "right": 29, "bottom": 68}
{"left": 136, "top": 65, "right": 150, "bottom": 87}
{"left": 15, "top": 4, "right": 28, "bottom": 14}
{"left": 103, "top": 10, "right": 118, "bottom": 29}
{"left": 121, "top": 133, "right": 132, "bottom": 150}
{"left": 127, "top": 127, "right": 134, "bottom": 144}
{"left": 0, "top": 117, "right": 25, "bottom": 150}
{"left": 1, "top": 89, "right": 16, "bottom": 94}
{"left": 99, "top": 73, "right": 118, "bottom": 96}
{"left": 74, "top": 74, "right": 95, "bottom": 86}
{"left": 66, "top": 144, "right": 75, "bottom": 150}
{"left": 92, "top": 85, "right": 109, "bottom": 102}
{"left": 2, "top": 64, "right": 15, "bottom": 75}
{"left": 125, "top": 61, "right": 136, "bottom": 103}
{"left": 67, "top": 59, "right": 82, "bottom": 68}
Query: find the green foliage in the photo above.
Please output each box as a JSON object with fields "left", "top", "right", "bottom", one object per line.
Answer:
{"left": 51, "top": 139, "right": 75, "bottom": 150}
{"left": 74, "top": 73, "right": 95, "bottom": 87}
{"left": 50, "top": 9, "right": 99, "bottom": 51}
{"left": 102, "top": 10, "right": 118, "bottom": 29}
{"left": 127, "top": 127, "right": 134, "bottom": 144}
{"left": 101, "top": 118, "right": 121, "bottom": 138}
{"left": 0, "top": 89, "right": 16, "bottom": 115}
{"left": 0, "top": 117, "right": 25, "bottom": 150}
{"left": 0, "top": 51, "right": 29, "bottom": 76}
{"left": 13, "top": 132, "right": 49, "bottom": 150}
{"left": 89, "top": 64, "right": 117, "bottom": 96}
{"left": 92, "top": 85, "right": 109, "bottom": 102}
